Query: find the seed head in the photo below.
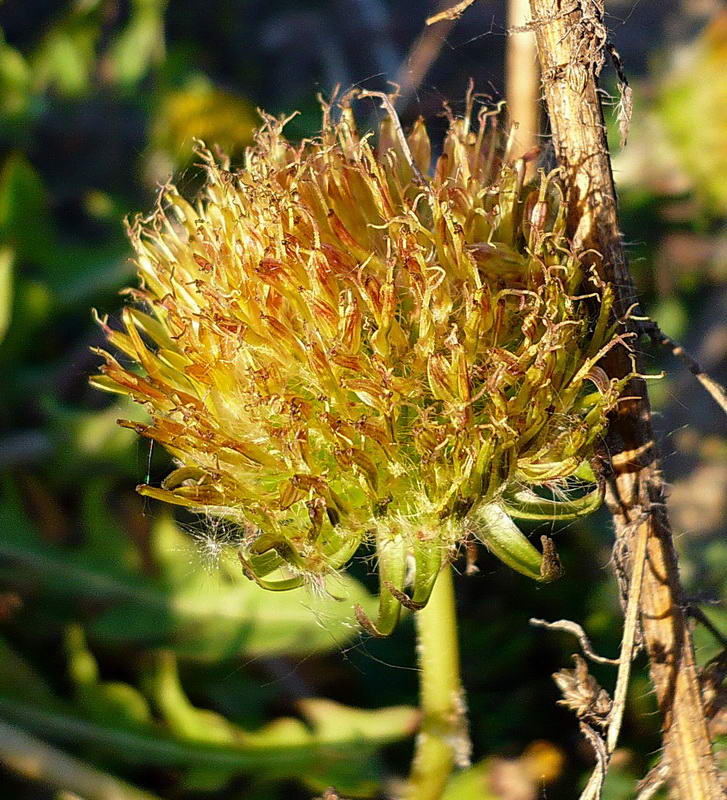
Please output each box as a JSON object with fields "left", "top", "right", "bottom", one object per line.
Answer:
{"left": 93, "top": 96, "right": 629, "bottom": 635}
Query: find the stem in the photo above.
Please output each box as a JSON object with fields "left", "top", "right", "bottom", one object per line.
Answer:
{"left": 405, "top": 564, "right": 469, "bottom": 800}
{"left": 394, "top": 0, "right": 457, "bottom": 113}
{"left": 506, "top": 0, "right": 540, "bottom": 163}
{"left": 527, "top": 0, "right": 723, "bottom": 796}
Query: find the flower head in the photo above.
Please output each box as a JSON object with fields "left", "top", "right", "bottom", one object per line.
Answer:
{"left": 93, "top": 94, "right": 628, "bottom": 635}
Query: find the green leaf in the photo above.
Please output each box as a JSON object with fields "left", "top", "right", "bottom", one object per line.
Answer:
{"left": 42, "top": 397, "right": 150, "bottom": 480}
{"left": 0, "top": 154, "right": 131, "bottom": 307}
{"left": 0, "top": 636, "right": 417, "bottom": 797}
{"left": 30, "top": 1, "right": 104, "bottom": 97}
{"left": 98, "top": 512, "right": 377, "bottom": 658}
{"left": 0, "top": 279, "right": 52, "bottom": 366}
{"left": 443, "top": 745, "right": 564, "bottom": 800}
{"left": 0, "top": 33, "right": 32, "bottom": 121}
{"left": 0, "top": 696, "right": 415, "bottom": 797}
{"left": 0, "top": 481, "right": 376, "bottom": 658}
{"left": 692, "top": 606, "right": 727, "bottom": 666}
{"left": 0, "top": 154, "right": 54, "bottom": 264}
{"left": 0, "top": 636, "right": 60, "bottom": 712}
{"left": 299, "top": 697, "right": 419, "bottom": 747}
{"left": 0, "top": 247, "right": 12, "bottom": 344}
{"left": 442, "top": 758, "right": 498, "bottom": 800}
{"left": 65, "top": 625, "right": 153, "bottom": 731}
{"left": 144, "top": 650, "right": 420, "bottom": 793}
{"left": 107, "top": 0, "right": 168, "bottom": 89}
{"left": 0, "top": 719, "right": 163, "bottom": 800}
{"left": 67, "top": 477, "right": 142, "bottom": 575}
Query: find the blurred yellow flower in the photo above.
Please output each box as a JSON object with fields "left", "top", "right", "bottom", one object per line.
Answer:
{"left": 149, "top": 76, "right": 256, "bottom": 167}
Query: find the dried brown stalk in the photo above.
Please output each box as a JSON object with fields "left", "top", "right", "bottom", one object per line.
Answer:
{"left": 529, "top": 618, "right": 619, "bottom": 665}
{"left": 506, "top": 0, "right": 540, "bottom": 162}
{"left": 527, "top": 0, "right": 725, "bottom": 797}
{"left": 395, "top": 0, "right": 458, "bottom": 112}
{"left": 643, "top": 320, "right": 727, "bottom": 417}
{"left": 426, "top": 0, "right": 478, "bottom": 26}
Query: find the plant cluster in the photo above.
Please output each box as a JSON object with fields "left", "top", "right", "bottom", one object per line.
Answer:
{"left": 94, "top": 96, "right": 628, "bottom": 635}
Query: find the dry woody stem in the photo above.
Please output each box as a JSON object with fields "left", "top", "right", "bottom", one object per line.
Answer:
{"left": 395, "top": 0, "right": 458, "bottom": 111}
{"left": 527, "top": 0, "right": 724, "bottom": 796}
{"left": 506, "top": 0, "right": 540, "bottom": 162}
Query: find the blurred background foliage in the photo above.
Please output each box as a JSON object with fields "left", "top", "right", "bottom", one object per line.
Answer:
{"left": 0, "top": 1, "right": 725, "bottom": 798}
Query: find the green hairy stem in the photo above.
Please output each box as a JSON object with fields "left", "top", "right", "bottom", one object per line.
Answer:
{"left": 406, "top": 564, "right": 469, "bottom": 800}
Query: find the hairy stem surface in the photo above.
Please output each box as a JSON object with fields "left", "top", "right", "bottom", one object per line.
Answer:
{"left": 406, "top": 564, "right": 469, "bottom": 800}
